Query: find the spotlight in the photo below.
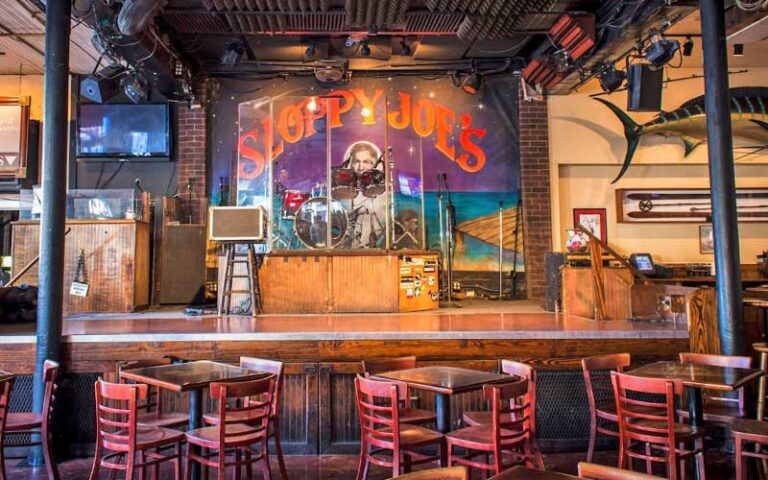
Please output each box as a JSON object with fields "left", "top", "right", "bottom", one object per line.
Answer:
{"left": 307, "top": 96, "right": 318, "bottom": 112}
{"left": 360, "top": 41, "right": 371, "bottom": 57}
{"left": 121, "top": 71, "right": 148, "bottom": 103}
{"left": 401, "top": 39, "right": 411, "bottom": 56}
{"left": 305, "top": 43, "right": 316, "bottom": 59}
{"left": 220, "top": 39, "right": 245, "bottom": 67}
{"left": 461, "top": 72, "right": 481, "bottom": 94}
{"left": 733, "top": 43, "right": 744, "bottom": 56}
{"left": 598, "top": 64, "right": 626, "bottom": 93}
{"left": 645, "top": 31, "right": 679, "bottom": 69}
{"left": 173, "top": 59, "right": 185, "bottom": 78}
{"left": 682, "top": 36, "right": 694, "bottom": 57}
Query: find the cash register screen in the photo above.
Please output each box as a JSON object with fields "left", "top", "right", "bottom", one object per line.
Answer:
{"left": 630, "top": 253, "right": 655, "bottom": 272}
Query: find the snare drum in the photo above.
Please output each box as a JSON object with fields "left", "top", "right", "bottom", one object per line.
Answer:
{"left": 359, "top": 169, "right": 385, "bottom": 198}
{"left": 281, "top": 190, "right": 310, "bottom": 219}
{"left": 331, "top": 168, "right": 358, "bottom": 200}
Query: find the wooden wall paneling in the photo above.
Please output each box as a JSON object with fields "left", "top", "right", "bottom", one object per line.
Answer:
{"left": 280, "top": 362, "right": 320, "bottom": 454}
{"left": 331, "top": 255, "right": 399, "bottom": 313}
{"left": 260, "top": 255, "right": 331, "bottom": 313}
{"left": 134, "top": 222, "right": 150, "bottom": 307}
{"left": 630, "top": 284, "right": 698, "bottom": 319}
{"left": 688, "top": 288, "right": 720, "bottom": 354}
{"left": 561, "top": 267, "right": 633, "bottom": 319}
{"left": 318, "top": 361, "right": 363, "bottom": 454}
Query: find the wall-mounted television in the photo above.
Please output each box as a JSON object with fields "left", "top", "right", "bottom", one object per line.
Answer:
{"left": 77, "top": 103, "right": 171, "bottom": 159}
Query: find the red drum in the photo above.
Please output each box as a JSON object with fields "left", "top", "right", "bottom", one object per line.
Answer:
{"left": 359, "top": 169, "right": 385, "bottom": 198}
{"left": 281, "top": 190, "right": 310, "bottom": 218}
{"left": 331, "top": 168, "right": 358, "bottom": 200}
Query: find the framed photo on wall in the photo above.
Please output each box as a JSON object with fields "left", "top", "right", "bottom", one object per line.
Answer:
{"left": 574, "top": 208, "right": 607, "bottom": 243}
{"left": 699, "top": 225, "right": 714, "bottom": 254}
{"left": 0, "top": 96, "right": 31, "bottom": 179}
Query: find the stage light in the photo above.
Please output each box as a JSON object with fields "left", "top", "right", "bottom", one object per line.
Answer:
{"left": 305, "top": 43, "right": 316, "bottom": 59}
{"left": 461, "top": 73, "right": 481, "bottom": 94}
{"left": 360, "top": 41, "right": 371, "bottom": 57}
{"left": 733, "top": 43, "right": 744, "bottom": 56}
{"left": 308, "top": 96, "right": 318, "bottom": 112}
{"left": 598, "top": 64, "right": 626, "bottom": 93}
{"left": 220, "top": 39, "right": 245, "bottom": 67}
{"left": 360, "top": 107, "right": 372, "bottom": 117}
{"left": 121, "top": 71, "right": 148, "bottom": 103}
{"left": 682, "top": 36, "right": 694, "bottom": 57}
{"left": 645, "top": 31, "right": 679, "bottom": 69}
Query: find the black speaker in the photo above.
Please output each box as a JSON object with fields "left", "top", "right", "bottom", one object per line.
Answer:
{"left": 627, "top": 63, "right": 663, "bottom": 112}
{"left": 544, "top": 252, "right": 566, "bottom": 312}
{"left": 22, "top": 120, "right": 40, "bottom": 189}
{"left": 158, "top": 225, "right": 206, "bottom": 304}
{"left": 80, "top": 75, "right": 120, "bottom": 104}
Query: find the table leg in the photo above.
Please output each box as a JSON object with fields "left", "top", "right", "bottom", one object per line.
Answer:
{"left": 763, "top": 308, "right": 768, "bottom": 343}
{"left": 687, "top": 387, "right": 704, "bottom": 480}
{"left": 189, "top": 389, "right": 202, "bottom": 480}
{"left": 436, "top": 393, "right": 451, "bottom": 434}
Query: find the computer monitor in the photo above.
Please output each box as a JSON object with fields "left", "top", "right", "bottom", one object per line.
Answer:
{"left": 629, "top": 253, "right": 656, "bottom": 273}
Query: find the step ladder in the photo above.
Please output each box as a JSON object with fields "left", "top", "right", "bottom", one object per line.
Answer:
{"left": 218, "top": 242, "right": 263, "bottom": 316}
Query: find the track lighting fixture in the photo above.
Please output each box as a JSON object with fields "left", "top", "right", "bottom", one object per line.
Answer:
{"left": 598, "top": 64, "right": 626, "bottom": 93}
{"left": 461, "top": 72, "right": 481, "bottom": 94}
{"left": 401, "top": 39, "right": 411, "bottom": 56}
{"left": 682, "top": 36, "right": 694, "bottom": 57}
{"left": 645, "top": 30, "right": 679, "bottom": 69}
{"left": 122, "top": 71, "right": 148, "bottom": 103}
{"left": 360, "top": 41, "right": 371, "bottom": 57}
{"left": 220, "top": 39, "right": 245, "bottom": 67}
{"left": 305, "top": 43, "right": 316, "bottom": 59}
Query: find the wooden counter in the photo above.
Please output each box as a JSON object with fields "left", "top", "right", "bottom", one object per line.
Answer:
{"left": 11, "top": 219, "right": 149, "bottom": 314}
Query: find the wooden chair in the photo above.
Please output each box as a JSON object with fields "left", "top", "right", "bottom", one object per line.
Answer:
{"left": 117, "top": 359, "right": 188, "bottom": 429}
{"left": 386, "top": 465, "right": 468, "bottom": 480}
{"left": 203, "top": 357, "right": 288, "bottom": 480}
{"left": 581, "top": 353, "right": 632, "bottom": 463}
{"left": 732, "top": 418, "right": 768, "bottom": 479}
{"left": 446, "top": 379, "right": 539, "bottom": 476}
{"left": 578, "top": 462, "right": 666, "bottom": 479}
{"left": 89, "top": 379, "right": 184, "bottom": 480}
{"left": 461, "top": 360, "right": 544, "bottom": 469}
{"left": 0, "top": 374, "right": 14, "bottom": 480}
{"left": 355, "top": 375, "right": 445, "bottom": 480}
{"left": 611, "top": 372, "right": 705, "bottom": 480}
{"left": 3, "top": 360, "right": 59, "bottom": 480}
{"left": 755, "top": 343, "right": 768, "bottom": 422}
{"left": 362, "top": 356, "right": 437, "bottom": 426}
{"left": 185, "top": 376, "right": 275, "bottom": 480}
{"left": 677, "top": 352, "right": 752, "bottom": 426}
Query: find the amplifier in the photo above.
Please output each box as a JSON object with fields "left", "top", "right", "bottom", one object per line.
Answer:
{"left": 208, "top": 206, "right": 266, "bottom": 241}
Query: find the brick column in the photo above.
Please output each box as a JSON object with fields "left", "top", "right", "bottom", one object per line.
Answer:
{"left": 519, "top": 95, "right": 552, "bottom": 302}
{"left": 175, "top": 81, "right": 209, "bottom": 224}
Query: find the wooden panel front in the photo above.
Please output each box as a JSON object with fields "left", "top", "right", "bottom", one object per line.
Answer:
{"left": 561, "top": 267, "right": 633, "bottom": 320}
{"left": 260, "top": 255, "right": 331, "bottom": 313}
{"left": 11, "top": 220, "right": 148, "bottom": 314}
{"left": 331, "top": 255, "right": 399, "bottom": 312}
{"left": 280, "top": 363, "right": 320, "bottom": 454}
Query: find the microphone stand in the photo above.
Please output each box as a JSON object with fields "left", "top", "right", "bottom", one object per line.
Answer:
{"left": 498, "top": 200, "right": 503, "bottom": 300}
{"left": 442, "top": 174, "right": 460, "bottom": 308}
{"left": 436, "top": 175, "right": 446, "bottom": 300}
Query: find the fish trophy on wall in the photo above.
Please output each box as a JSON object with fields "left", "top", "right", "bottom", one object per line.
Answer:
{"left": 616, "top": 188, "right": 768, "bottom": 223}
{"left": 596, "top": 87, "right": 768, "bottom": 183}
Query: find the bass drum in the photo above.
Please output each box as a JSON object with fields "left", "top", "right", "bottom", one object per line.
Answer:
{"left": 294, "top": 197, "right": 348, "bottom": 249}
{"left": 359, "top": 169, "right": 385, "bottom": 198}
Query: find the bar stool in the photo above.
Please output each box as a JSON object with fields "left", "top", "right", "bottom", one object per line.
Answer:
{"left": 362, "top": 357, "right": 437, "bottom": 426}
{"left": 581, "top": 353, "right": 632, "bottom": 462}
{"left": 611, "top": 372, "right": 705, "bottom": 480}
{"left": 185, "top": 376, "right": 276, "bottom": 480}
{"left": 446, "top": 379, "right": 539, "bottom": 476}
{"left": 3, "top": 360, "right": 59, "bottom": 480}
{"left": 89, "top": 379, "right": 184, "bottom": 480}
{"left": 203, "top": 357, "right": 288, "bottom": 480}
{"left": 117, "top": 359, "right": 188, "bottom": 429}
{"left": 0, "top": 373, "right": 14, "bottom": 480}
{"left": 355, "top": 375, "right": 445, "bottom": 480}
{"left": 461, "top": 360, "right": 544, "bottom": 469}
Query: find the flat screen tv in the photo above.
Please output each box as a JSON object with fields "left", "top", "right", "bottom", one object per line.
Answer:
{"left": 77, "top": 103, "right": 170, "bottom": 159}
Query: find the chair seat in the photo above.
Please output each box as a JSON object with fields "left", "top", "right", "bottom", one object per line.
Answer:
{"left": 732, "top": 419, "right": 768, "bottom": 442}
{"left": 186, "top": 423, "right": 267, "bottom": 449}
{"left": 628, "top": 419, "right": 702, "bottom": 441}
{"left": 677, "top": 404, "right": 746, "bottom": 425}
{"left": 203, "top": 408, "right": 268, "bottom": 426}
{"left": 5, "top": 412, "right": 42, "bottom": 431}
{"left": 105, "top": 426, "right": 185, "bottom": 452}
{"left": 446, "top": 424, "right": 525, "bottom": 450}
{"left": 462, "top": 411, "right": 522, "bottom": 427}
{"left": 370, "top": 424, "right": 443, "bottom": 449}
{"left": 376, "top": 408, "right": 437, "bottom": 425}
{"left": 137, "top": 411, "right": 189, "bottom": 429}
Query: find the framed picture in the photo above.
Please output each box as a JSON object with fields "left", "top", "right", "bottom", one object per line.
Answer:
{"left": 699, "top": 225, "right": 714, "bottom": 254}
{"left": 615, "top": 188, "right": 768, "bottom": 223}
{"left": 574, "top": 208, "right": 607, "bottom": 243}
{"left": 0, "top": 96, "right": 30, "bottom": 179}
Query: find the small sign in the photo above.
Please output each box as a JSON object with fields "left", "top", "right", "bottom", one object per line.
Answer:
{"left": 70, "top": 281, "right": 89, "bottom": 297}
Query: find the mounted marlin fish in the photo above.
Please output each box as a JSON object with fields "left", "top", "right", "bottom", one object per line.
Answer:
{"left": 596, "top": 87, "right": 768, "bottom": 183}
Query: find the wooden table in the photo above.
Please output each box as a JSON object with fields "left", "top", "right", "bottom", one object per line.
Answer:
{"left": 120, "top": 360, "right": 269, "bottom": 480}
{"left": 627, "top": 361, "right": 764, "bottom": 480}
{"left": 489, "top": 465, "right": 581, "bottom": 479}
{"left": 374, "top": 366, "right": 511, "bottom": 433}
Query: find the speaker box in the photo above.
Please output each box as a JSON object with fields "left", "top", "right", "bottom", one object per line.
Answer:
{"left": 158, "top": 224, "right": 206, "bottom": 304}
{"left": 80, "top": 75, "right": 120, "bottom": 104}
{"left": 544, "top": 252, "right": 566, "bottom": 312}
{"left": 627, "top": 64, "right": 663, "bottom": 112}
{"left": 209, "top": 206, "right": 266, "bottom": 241}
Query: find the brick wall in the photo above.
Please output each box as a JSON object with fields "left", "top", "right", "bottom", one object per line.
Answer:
{"left": 175, "top": 81, "right": 209, "bottom": 224}
{"left": 519, "top": 95, "right": 552, "bottom": 302}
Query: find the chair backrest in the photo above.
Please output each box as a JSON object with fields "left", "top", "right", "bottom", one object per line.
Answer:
{"left": 361, "top": 356, "right": 417, "bottom": 403}
{"left": 117, "top": 358, "right": 173, "bottom": 415}
{"left": 210, "top": 375, "right": 275, "bottom": 445}
{"left": 239, "top": 357, "right": 284, "bottom": 417}
{"left": 500, "top": 360, "right": 538, "bottom": 432}
{"left": 0, "top": 375, "right": 15, "bottom": 442}
{"left": 582, "top": 353, "right": 631, "bottom": 415}
{"left": 611, "top": 372, "right": 682, "bottom": 447}
{"left": 578, "top": 462, "right": 666, "bottom": 480}
{"left": 42, "top": 360, "right": 59, "bottom": 429}
{"left": 386, "top": 466, "right": 469, "bottom": 480}
{"left": 679, "top": 352, "right": 752, "bottom": 411}
{"left": 483, "top": 379, "right": 531, "bottom": 452}
{"left": 355, "top": 375, "right": 405, "bottom": 450}
{"left": 94, "top": 379, "right": 147, "bottom": 450}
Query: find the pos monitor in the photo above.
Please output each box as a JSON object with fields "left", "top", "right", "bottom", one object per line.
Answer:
{"left": 629, "top": 253, "right": 656, "bottom": 275}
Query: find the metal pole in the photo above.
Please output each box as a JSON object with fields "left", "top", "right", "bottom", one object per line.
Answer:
{"left": 31, "top": 0, "right": 71, "bottom": 466}
{"left": 699, "top": 0, "right": 744, "bottom": 356}
{"left": 498, "top": 201, "right": 503, "bottom": 299}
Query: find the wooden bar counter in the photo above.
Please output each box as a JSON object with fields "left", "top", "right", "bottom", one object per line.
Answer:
{"left": 11, "top": 219, "right": 149, "bottom": 314}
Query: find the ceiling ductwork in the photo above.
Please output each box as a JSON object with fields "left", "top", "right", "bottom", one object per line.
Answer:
{"left": 117, "top": 0, "right": 169, "bottom": 35}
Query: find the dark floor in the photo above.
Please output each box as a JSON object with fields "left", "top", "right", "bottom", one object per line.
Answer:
{"left": 3, "top": 449, "right": 757, "bottom": 480}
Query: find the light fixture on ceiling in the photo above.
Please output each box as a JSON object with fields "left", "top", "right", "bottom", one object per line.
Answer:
{"left": 597, "top": 64, "right": 626, "bottom": 93}
{"left": 461, "top": 72, "right": 481, "bottom": 94}
{"left": 220, "top": 39, "right": 245, "bottom": 67}
{"left": 682, "top": 36, "right": 694, "bottom": 57}
{"left": 305, "top": 43, "right": 316, "bottom": 59}
{"left": 122, "top": 71, "right": 148, "bottom": 103}
{"left": 733, "top": 43, "right": 744, "bottom": 56}
{"left": 360, "top": 41, "right": 371, "bottom": 57}
{"left": 645, "top": 30, "right": 680, "bottom": 69}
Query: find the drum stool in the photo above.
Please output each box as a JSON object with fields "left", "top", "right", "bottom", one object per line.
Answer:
{"left": 218, "top": 242, "right": 263, "bottom": 316}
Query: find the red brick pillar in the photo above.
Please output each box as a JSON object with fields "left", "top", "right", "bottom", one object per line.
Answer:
{"left": 175, "top": 81, "right": 209, "bottom": 224}
{"left": 519, "top": 95, "right": 552, "bottom": 302}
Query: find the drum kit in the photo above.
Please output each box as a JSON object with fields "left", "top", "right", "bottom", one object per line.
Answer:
{"left": 275, "top": 166, "right": 386, "bottom": 249}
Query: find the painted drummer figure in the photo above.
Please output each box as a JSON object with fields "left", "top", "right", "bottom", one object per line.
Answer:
{"left": 342, "top": 141, "right": 386, "bottom": 249}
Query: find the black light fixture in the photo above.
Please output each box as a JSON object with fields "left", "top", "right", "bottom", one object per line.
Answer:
{"left": 360, "top": 41, "right": 371, "bottom": 57}
{"left": 682, "top": 36, "right": 694, "bottom": 57}
{"left": 220, "top": 39, "right": 245, "bottom": 67}
{"left": 598, "top": 64, "right": 626, "bottom": 93}
{"left": 305, "top": 43, "right": 316, "bottom": 59}
{"left": 401, "top": 38, "right": 411, "bottom": 56}
{"left": 733, "top": 43, "right": 744, "bottom": 57}
{"left": 461, "top": 72, "right": 481, "bottom": 94}
{"left": 645, "top": 30, "right": 680, "bottom": 69}
{"left": 121, "top": 71, "right": 148, "bottom": 103}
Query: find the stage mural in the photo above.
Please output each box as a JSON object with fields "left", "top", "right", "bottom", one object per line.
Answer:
{"left": 209, "top": 76, "right": 521, "bottom": 272}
